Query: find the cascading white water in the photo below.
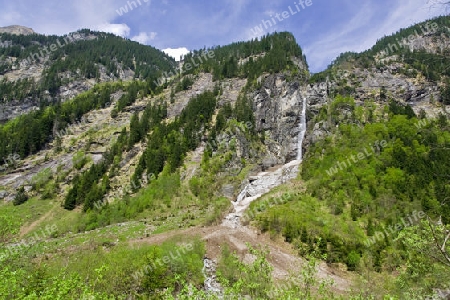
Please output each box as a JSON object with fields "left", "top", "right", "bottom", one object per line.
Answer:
{"left": 297, "top": 97, "right": 307, "bottom": 161}
{"left": 203, "top": 258, "right": 222, "bottom": 296}
{"left": 213, "top": 95, "right": 308, "bottom": 293}
{"left": 222, "top": 96, "right": 308, "bottom": 229}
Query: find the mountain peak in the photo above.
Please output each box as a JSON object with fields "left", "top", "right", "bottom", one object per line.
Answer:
{"left": 0, "top": 25, "right": 36, "bottom": 35}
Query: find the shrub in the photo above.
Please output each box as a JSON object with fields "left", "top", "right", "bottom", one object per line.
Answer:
{"left": 13, "top": 186, "right": 28, "bottom": 206}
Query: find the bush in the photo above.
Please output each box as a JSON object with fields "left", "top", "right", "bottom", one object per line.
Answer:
{"left": 139, "top": 238, "right": 205, "bottom": 296}
{"left": 31, "top": 168, "right": 53, "bottom": 190}
{"left": 13, "top": 187, "right": 28, "bottom": 206}
{"left": 175, "top": 76, "right": 194, "bottom": 92}
{"left": 347, "top": 250, "right": 361, "bottom": 271}
{"left": 72, "top": 151, "right": 89, "bottom": 170}
{"left": 441, "top": 84, "right": 450, "bottom": 105}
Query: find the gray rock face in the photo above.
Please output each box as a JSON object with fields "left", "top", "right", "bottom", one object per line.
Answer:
{"left": 251, "top": 74, "right": 307, "bottom": 163}
{"left": 0, "top": 99, "right": 40, "bottom": 123}
{"left": 302, "top": 23, "right": 450, "bottom": 123}
{"left": 305, "top": 68, "right": 441, "bottom": 110}
{"left": 0, "top": 25, "right": 35, "bottom": 36}
{"left": 0, "top": 190, "right": 8, "bottom": 200}
{"left": 168, "top": 73, "right": 215, "bottom": 118}
{"left": 301, "top": 57, "right": 449, "bottom": 148}
{"left": 352, "top": 67, "right": 441, "bottom": 107}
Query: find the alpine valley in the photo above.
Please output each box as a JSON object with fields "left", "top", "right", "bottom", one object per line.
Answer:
{"left": 0, "top": 15, "right": 449, "bottom": 299}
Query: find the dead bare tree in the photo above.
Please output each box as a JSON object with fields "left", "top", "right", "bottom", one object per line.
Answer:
{"left": 426, "top": 216, "right": 450, "bottom": 268}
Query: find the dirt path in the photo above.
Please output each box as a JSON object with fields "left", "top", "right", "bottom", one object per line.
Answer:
{"left": 19, "top": 205, "right": 57, "bottom": 238}
{"left": 130, "top": 131, "right": 352, "bottom": 293}
{"left": 130, "top": 221, "right": 351, "bottom": 293}
{"left": 130, "top": 157, "right": 352, "bottom": 293}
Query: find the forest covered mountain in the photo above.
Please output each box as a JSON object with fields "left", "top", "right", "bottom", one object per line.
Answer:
{"left": 0, "top": 15, "right": 449, "bottom": 300}
{"left": 0, "top": 28, "right": 176, "bottom": 121}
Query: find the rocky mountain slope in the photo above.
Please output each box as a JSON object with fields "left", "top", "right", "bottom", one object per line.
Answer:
{"left": 0, "top": 25, "right": 35, "bottom": 36}
{"left": 304, "top": 16, "right": 450, "bottom": 149}
{"left": 0, "top": 16, "right": 449, "bottom": 299}
{"left": 0, "top": 28, "right": 176, "bottom": 122}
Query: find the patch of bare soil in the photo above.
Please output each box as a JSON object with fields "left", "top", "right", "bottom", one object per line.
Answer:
{"left": 130, "top": 222, "right": 352, "bottom": 293}
{"left": 19, "top": 204, "right": 58, "bottom": 238}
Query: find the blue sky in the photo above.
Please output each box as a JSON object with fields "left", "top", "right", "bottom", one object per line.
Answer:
{"left": 0, "top": 0, "right": 446, "bottom": 72}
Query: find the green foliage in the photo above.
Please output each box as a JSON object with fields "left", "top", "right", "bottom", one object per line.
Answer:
{"left": 217, "top": 244, "right": 273, "bottom": 299}
{"left": 0, "top": 29, "right": 175, "bottom": 103}
{"left": 115, "top": 81, "right": 141, "bottom": 113}
{"left": 134, "top": 90, "right": 217, "bottom": 183}
{"left": 256, "top": 193, "right": 366, "bottom": 266}
{"left": 64, "top": 98, "right": 168, "bottom": 211}
{"left": 205, "top": 94, "right": 257, "bottom": 168}
{"left": 73, "top": 170, "right": 181, "bottom": 232}
{"left": 0, "top": 214, "right": 20, "bottom": 242}
{"left": 214, "top": 242, "right": 337, "bottom": 300}
{"left": 0, "top": 81, "right": 122, "bottom": 162}
{"left": 441, "top": 80, "right": 450, "bottom": 105}
{"left": 310, "top": 16, "right": 450, "bottom": 86}
{"left": 30, "top": 168, "right": 53, "bottom": 190}
{"left": 395, "top": 219, "right": 450, "bottom": 297}
{"left": 401, "top": 51, "right": 450, "bottom": 81}
{"left": 13, "top": 186, "right": 29, "bottom": 206}
{"left": 0, "top": 77, "right": 37, "bottom": 103}
{"left": 175, "top": 76, "right": 194, "bottom": 92}
{"left": 0, "top": 266, "right": 114, "bottom": 299}
{"left": 0, "top": 29, "right": 175, "bottom": 163}
{"left": 64, "top": 160, "right": 108, "bottom": 211}
{"left": 252, "top": 94, "right": 450, "bottom": 272}
{"left": 329, "top": 95, "right": 355, "bottom": 125}
{"left": 182, "top": 32, "right": 306, "bottom": 83}
{"left": 138, "top": 238, "right": 205, "bottom": 297}
{"left": 388, "top": 101, "right": 416, "bottom": 118}
{"left": 72, "top": 151, "right": 89, "bottom": 170}
{"left": 234, "top": 94, "right": 255, "bottom": 132}
{"left": 188, "top": 176, "right": 202, "bottom": 197}
{"left": 0, "top": 236, "right": 204, "bottom": 299}
{"left": 272, "top": 241, "right": 336, "bottom": 300}
{"left": 127, "top": 112, "right": 141, "bottom": 150}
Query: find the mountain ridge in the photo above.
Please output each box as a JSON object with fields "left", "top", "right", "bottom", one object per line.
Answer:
{"left": 0, "top": 16, "right": 449, "bottom": 299}
{"left": 0, "top": 25, "right": 36, "bottom": 36}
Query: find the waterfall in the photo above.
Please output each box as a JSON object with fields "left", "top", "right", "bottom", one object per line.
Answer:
{"left": 297, "top": 97, "right": 307, "bottom": 161}
{"left": 222, "top": 97, "right": 307, "bottom": 229}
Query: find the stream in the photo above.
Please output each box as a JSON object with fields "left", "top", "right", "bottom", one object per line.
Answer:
{"left": 203, "top": 97, "right": 308, "bottom": 296}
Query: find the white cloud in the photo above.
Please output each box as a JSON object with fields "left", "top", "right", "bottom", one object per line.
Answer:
{"left": 95, "top": 23, "right": 131, "bottom": 37}
{"left": 264, "top": 10, "right": 277, "bottom": 17}
{"left": 162, "top": 47, "right": 190, "bottom": 61}
{"left": 131, "top": 32, "right": 157, "bottom": 44}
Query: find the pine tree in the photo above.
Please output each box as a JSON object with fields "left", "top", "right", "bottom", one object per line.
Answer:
{"left": 128, "top": 112, "right": 141, "bottom": 149}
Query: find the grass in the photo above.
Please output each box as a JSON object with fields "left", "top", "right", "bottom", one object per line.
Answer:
{"left": 1, "top": 232, "right": 206, "bottom": 299}
{"left": 0, "top": 196, "right": 56, "bottom": 242}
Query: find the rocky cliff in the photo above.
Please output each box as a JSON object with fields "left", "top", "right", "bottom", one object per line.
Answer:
{"left": 0, "top": 25, "right": 35, "bottom": 35}
{"left": 1, "top": 17, "right": 449, "bottom": 207}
